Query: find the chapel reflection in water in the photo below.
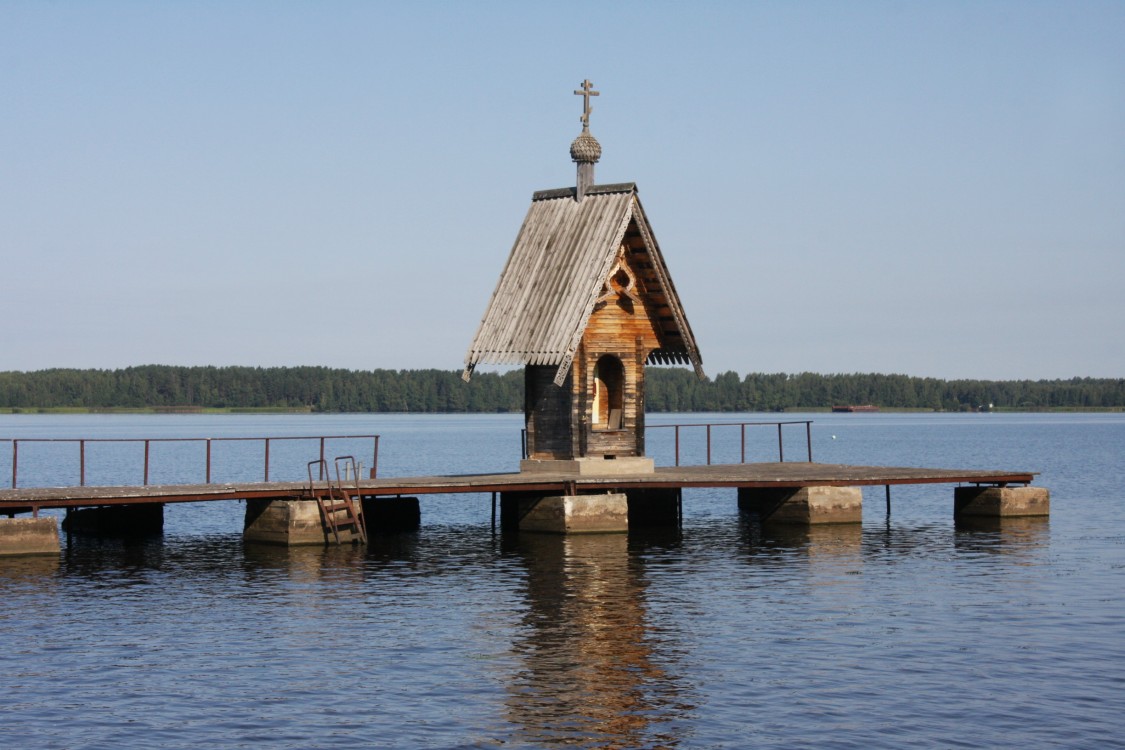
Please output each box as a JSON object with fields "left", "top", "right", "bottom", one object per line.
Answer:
{"left": 504, "top": 532, "right": 691, "bottom": 749}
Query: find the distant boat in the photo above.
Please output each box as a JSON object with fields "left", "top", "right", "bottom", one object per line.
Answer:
{"left": 832, "top": 405, "right": 879, "bottom": 413}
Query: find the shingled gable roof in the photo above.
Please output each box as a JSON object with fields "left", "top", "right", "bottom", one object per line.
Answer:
{"left": 462, "top": 181, "right": 704, "bottom": 385}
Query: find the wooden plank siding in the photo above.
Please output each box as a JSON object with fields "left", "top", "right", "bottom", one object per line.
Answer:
{"left": 572, "top": 232, "right": 665, "bottom": 458}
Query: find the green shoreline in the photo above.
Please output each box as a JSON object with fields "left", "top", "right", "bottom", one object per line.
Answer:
{"left": 4, "top": 367, "right": 1122, "bottom": 413}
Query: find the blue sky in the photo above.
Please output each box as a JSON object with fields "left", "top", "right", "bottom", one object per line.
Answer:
{"left": 3, "top": 1, "right": 1122, "bottom": 380}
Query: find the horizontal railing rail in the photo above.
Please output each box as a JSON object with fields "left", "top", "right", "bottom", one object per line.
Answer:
{"left": 648, "top": 420, "right": 813, "bottom": 466}
{"left": 3, "top": 435, "right": 380, "bottom": 489}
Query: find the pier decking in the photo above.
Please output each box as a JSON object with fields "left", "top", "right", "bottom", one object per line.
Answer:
{"left": 0, "top": 462, "right": 1037, "bottom": 514}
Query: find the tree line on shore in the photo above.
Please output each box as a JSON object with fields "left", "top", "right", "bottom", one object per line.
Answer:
{"left": 0, "top": 365, "right": 1121, "bottom": 413}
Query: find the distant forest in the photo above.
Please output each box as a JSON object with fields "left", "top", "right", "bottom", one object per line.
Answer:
{"left": 1, "top": 366, "right": 1122, "bottom": 412}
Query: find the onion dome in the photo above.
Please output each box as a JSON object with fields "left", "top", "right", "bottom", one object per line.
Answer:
{"left": 570, "top": 129, "right": 602, "bottom": 164}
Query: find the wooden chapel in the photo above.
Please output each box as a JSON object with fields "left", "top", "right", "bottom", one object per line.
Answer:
{"left": 462, "top": 81, "right": 703, "bottom": 473}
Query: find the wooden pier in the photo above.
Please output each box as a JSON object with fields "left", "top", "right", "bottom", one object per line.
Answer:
{"left": 0, "top": 419, "right": 1046, "bottom": 553}
{"left": 0, "top": 458, "right": 1047, "bottom": 552}
{"left": 0, "top": 462, "right": 1037, "bottom": 513}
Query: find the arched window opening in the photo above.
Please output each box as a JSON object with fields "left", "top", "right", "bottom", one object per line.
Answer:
{"left": 593, "top": 355, "right": 625, "bottom": 429}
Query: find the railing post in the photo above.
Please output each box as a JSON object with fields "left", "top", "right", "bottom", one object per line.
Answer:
{"left": 144, "top": 440, "right": 151, "bottom": 485}
{"left": 319, "top": 437, "right": 326, "bottom": 479}
{"left": 740, "top": 424, "right": 746, "bottom": 464}
{"left": 777, "top": 424, "right": 784, "bottom": 463}
{"left": 806, "top": 421, "right": 813, "bottom": 462}
{"left": 674, "top": 426, "right": 681, "bottom": 467}
{"left": 206, "top": 439, "right": 212, "bottom": 484}
{"left": 706, "top": 424, "right": 712, "bottom": 465}
{"left": 80, "top": 440, "right": 86, "bottom": 486}
{"left": 264, "top": 438, "right": 271, "bottom": 482}
{"left": 371, "top": 436, "right": 379, "bottom": 479}
{"left": 11, "top": 440, "right": 18, "bottom": 489}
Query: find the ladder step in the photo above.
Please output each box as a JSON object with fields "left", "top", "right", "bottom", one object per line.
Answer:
{"left": 307, "top": 461, "right": 367, "bottom": 545}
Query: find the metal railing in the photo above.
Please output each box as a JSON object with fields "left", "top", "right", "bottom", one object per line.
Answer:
{"left": 648, "top": 420, "right": 813, "bottom": 466}
{"left": 4, "top": 434, "right": 380, "bottom": 489}
{"left": 519, "top": 420, "right": 814, "bottom": 465}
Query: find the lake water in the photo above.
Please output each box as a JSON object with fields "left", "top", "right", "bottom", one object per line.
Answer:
{"left": 1, "top": 412, "right": 1123, "bottom": 749}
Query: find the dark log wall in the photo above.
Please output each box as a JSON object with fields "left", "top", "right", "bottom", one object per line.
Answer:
{"left": 525, "top": 366, "right": 574, "bottom": 460}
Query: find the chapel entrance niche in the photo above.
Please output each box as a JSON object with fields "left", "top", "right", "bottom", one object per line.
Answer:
{"left": 593, "top": 355, "right": 624, "bottom": 430}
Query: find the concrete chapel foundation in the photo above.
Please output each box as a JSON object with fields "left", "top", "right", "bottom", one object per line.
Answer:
{"left": 501, "top": 487, "right": 680, "bottom": 534}
{"left": 518, "top": 493, "right": 630, "bottom": 534}
{"left": 519, "top": 456, "right": 655, "bottom": 476}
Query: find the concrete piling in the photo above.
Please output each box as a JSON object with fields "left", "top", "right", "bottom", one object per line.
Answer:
{"left": 0, "top": 517, "right": 61, "bottom": 557}
{"left": 954, "top": 486, "right": 1050, "bottom": 518}
{"left": 738, "top": 486, "right": 864, "bottom": 525}
{"left": 243, "top": 499, "right": 364, "bottom": 546}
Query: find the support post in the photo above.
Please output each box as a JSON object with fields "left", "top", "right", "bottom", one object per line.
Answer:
{"left": 61, "top": 504, "right": 164, "bottom": 537}
{"left": 361, "top": 496, "right": 420, "bottom": 533}
{"left": 625, "top": 487, "right": 681, "bottom": 528}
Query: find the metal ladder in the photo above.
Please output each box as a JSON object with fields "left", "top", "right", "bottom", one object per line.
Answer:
{"left": 306, "top": 456, "right": 368, "bottom": 545}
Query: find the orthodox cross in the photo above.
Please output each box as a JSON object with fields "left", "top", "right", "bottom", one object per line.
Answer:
{"left": 574, "top": 79, "right": 599, "bottom": 129}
